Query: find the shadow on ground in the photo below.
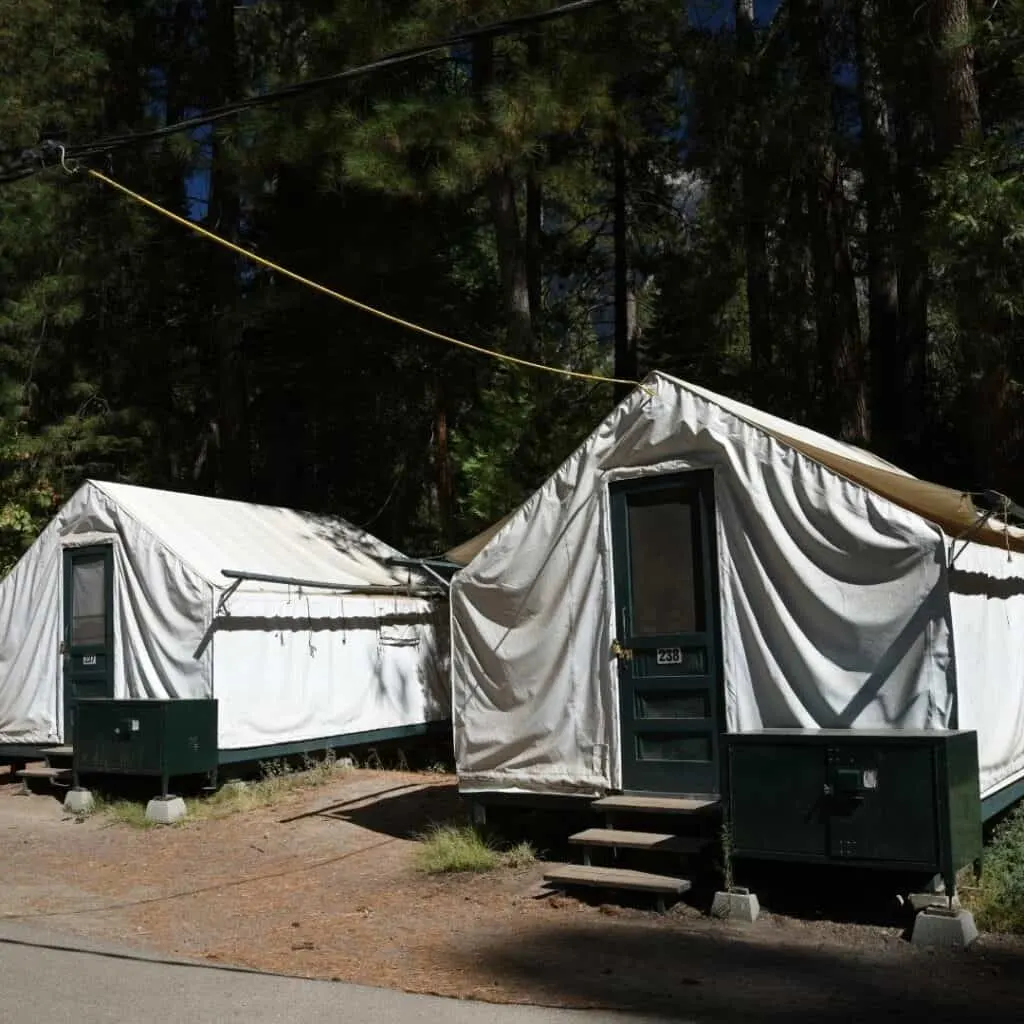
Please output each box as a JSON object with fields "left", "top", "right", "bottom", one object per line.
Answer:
{"left": 282, "top": 781, "right": 465, "bottom": 840}
{"left": 457, "top": 916, "right": 1024, "bottom": 1020}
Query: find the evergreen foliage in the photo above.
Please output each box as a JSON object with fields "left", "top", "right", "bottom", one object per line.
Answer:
{"left": 0, "top": 0, "right": 1022, "bottom": 569}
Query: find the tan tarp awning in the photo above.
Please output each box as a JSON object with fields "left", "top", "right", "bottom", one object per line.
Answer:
{"left": 444, "top": 513, "right": 514, "bottom": 567}
{"left": 774, "top": 431, "right": 1024, "bottom": 555}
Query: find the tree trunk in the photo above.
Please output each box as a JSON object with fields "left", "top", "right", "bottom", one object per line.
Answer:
{"left": 929, "top": 0, "right": 981, "bottom": 160}
{"left": 892, "top": 100, "right": 930, "bottom": 464}
{"left": 855, "top": 0, "right": 900, "bottom": 455}
{"left": 613, "top": 136, "right": 637, "bottom": 399}
{"left": 472, "top": 37, "right": 534, "bottom": 354}
{"left": 794, "top": 0, "right": 868, "bottom": 441}
{"left": 526, "top": 31, "right": 544, "bottom": 323}
{"left": 805, "top": 157, "right": 869, "bottom": 442}
{"left": 735, "top": 0, "right": 773, "bottom": 376}
{"left": 433, "top": 376, "right": 454, "bottom": 543}
{"left": 207, "top": 0, "right": 251, "bottom": 499}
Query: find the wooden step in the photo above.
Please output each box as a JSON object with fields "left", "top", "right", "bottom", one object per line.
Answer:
{"left": 593, "top": 794, "right": 720, "bottom": 815}
{"left": 544, "top": 863, "right": 692, "bottom": 896}
{"left": 568, "top": 828, "right": 705, "bottom": 854}
{"left": 40, "top": 746, "right": 73, "bottom": 757}
{"left": 15, "top": 766, "right": 70, "bottom": 780}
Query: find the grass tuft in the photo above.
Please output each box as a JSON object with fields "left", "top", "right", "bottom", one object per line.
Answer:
{"left": 504, "top": 839, "right": 538, "bottom": 869}
{"left": 417, "top": 824, "right": 501, "bottom": 873}
{"left": 94, "top": 751, "right": 352, "bottom": 828}
{"left": 962, "top": 805, "right": 1024, "bottom": 933}
{"left": 415, "top": 824, "right": 538, "bottom": 874}
{"left": 102, "top": 797, "right": 159, "bottom": 829}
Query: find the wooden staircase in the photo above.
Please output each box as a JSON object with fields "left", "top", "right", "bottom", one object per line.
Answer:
{"left": 543, "top": 794, "right": 720, "bottom": 911}
{"left": 15, "top": 746, "right": 73, "bottom": 791}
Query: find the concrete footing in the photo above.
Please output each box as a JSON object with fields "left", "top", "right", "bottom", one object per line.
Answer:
{"left": 910, "top": 906, "right": 978, "bottom": 950}
{"left": 711, "top": 888, "right": 760, "bottom": 923}
{"left": 908, "top": 890, "right": 961, "bottom": 913}
{"left": 145, "top": 795, "right": 187, "bottom": 825}
{"left": 63, "top": 788, "right": 95, "bottom": 815}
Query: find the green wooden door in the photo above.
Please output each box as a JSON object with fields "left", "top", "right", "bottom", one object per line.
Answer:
{"left": 62, "top": 546, "right": 115, "bottom": 744}
{"left": 610, "top": 471, "right": 722, "bottom": 796}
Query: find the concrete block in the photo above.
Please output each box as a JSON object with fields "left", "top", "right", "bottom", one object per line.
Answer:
{"left": 909, "top": 890, "right": 961, "bottom": 913}
{"left": 64, "top": 788, "right": 95, "bottom": 815}
{"left": 911, "top": 906, "right": 978, "bottom": 950}
{"left": 711, "top": 888, "right": 760, "bottom": 923}
{"left": 145, "top": 795, "right": 188, "bottom": 825}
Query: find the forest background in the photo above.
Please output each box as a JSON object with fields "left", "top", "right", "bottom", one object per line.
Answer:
{"left": 1, "top": 0, "right": 1021, "bottom": 570}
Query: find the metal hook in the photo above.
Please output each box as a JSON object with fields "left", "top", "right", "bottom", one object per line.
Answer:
{"left": 57, "top": 144, "right": 79, "bottom": 175}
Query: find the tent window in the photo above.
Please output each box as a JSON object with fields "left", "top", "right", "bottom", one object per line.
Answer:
{"left": 636, "top": 732, "right": 711, "bottom": 763}
{"left": 627, "top": 489, "right": 703, "bottom": 636}
{"left": 71, "top": 558, "right": 107, "bottom": 646}
{"left": 636, "top": 691, "right": 708, "bottom": 720}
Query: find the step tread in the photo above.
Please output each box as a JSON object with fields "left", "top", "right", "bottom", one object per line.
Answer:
{"left": 593, "top": 794, "right": 719, "bottom": 815}
{"left": 568, "top": 828, "right": 706, "bottom": 853}
{"left": 40, "top": 746, "right": 74, "bottom": 757}
{"left": 544, "top": 863, "right": 692, "bottom": 895}
{"left": 16, "top": 766, "right": 70, "bottom": 779}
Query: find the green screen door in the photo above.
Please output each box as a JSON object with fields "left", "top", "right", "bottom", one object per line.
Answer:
{"left": 610, "top": 471, "right": 722, "bottom": 796}
{"left": 62, "top": 545, "right": 115, "bottom": 744}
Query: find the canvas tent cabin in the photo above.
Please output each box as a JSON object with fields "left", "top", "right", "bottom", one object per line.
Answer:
{"left": 0, "top": 481, "right": 449, "bottom": 787}
{"left": 450, "top": 371, "right": 1024, "bottom": 895}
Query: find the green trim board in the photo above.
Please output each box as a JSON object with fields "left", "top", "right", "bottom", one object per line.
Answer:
{"left": 458, "top": 790, "right": 596, "bottom": 812}
{"left": 216, "top": 720, "right": 450, "bottom": 765}
{"left": 0, "top": 743, "right": 58, "bottom": 760}
{"left": 981, "top": 773, "right": 1024, "bottom": 822}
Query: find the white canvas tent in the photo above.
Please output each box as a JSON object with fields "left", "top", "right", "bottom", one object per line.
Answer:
{"left": 450, "top": 371, "right": 1024, "bottom": 805}
{"left": 0, "top": 482, "right": 448, "bottom": 753}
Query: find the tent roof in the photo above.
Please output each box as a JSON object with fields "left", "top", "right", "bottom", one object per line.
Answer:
{"left": 443, "top": 514, "right": 514, "bottom": 569}
{"left": 673, "top": 373, "right": 1023, "bottom": 553}
{"left": 89, "top": 481, "right": 417, "bottom": 590}
{"left": 444, "top": 372, "right": 1024, "bottom": 565}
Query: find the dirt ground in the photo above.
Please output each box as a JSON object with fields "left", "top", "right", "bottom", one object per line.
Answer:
{"left": 2, "top": 763, "right": 1024, "bottom": 1021}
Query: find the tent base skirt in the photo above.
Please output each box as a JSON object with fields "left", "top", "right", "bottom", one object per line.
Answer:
{"left": 216, "top": 719, "right": 451, "bottom": 766}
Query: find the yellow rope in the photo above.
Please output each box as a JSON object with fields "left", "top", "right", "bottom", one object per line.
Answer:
{"left": 87, "top": 168, "right": 644, "bottom": 391}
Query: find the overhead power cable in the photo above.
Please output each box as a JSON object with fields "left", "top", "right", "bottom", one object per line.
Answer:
{"left": 84, "top": 166, "right": 644, "bottom": 393}
{"left": 1, "top": 0, "right": 616, "bottom": 182}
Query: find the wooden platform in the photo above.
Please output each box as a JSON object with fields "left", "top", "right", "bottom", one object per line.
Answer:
{"left": 40, "top": 746, "right": 73, "bottom": 758}
{"left": 592, "top": 794, "right": 720, "bottom": 815}
{"left": 568, "top": 828, "right": 705, "bottom": 854}
{"left": 15, "top": 766, "right": 70, "bottom": 781}
{"left": 544, "top": 863, "right": 692, "bottom": 896}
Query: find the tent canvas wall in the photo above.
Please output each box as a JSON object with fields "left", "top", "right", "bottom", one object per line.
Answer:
{"left": 0, "top": 482, "right": 448, "bottom": 755}
{"left": 450, "top": 372, "right": 1024, "bottom": 811}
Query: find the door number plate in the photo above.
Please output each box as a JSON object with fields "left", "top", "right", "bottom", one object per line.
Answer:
{"left": 82, "top": 655, "right": 97, "bottom": 666}
{"left": 656, "top": 648, "right": 683, "bottom": 665}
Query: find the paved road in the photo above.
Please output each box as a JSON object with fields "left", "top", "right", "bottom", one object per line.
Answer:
{"left": 0, "top": 923, "right": 681, "bottom": 1024}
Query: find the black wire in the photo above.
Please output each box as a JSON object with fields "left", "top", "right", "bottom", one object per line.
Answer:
{"left": 0, "top": 166, "right": 40, "bottom": 185}
{"left": 1, "top": 0, "right": 615, "bottom": 182}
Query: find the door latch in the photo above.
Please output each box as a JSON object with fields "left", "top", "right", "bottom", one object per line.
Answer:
{"left": 611, "top": 639, "right": 634, "bottom": 662}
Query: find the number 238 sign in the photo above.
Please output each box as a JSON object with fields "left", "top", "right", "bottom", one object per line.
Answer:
{"left": 656, "top": 647, "right": 683, "bottom": 665}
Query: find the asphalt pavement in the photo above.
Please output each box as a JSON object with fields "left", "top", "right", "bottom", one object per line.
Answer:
{"left": 0, "top": 922, "right": 684, "bottom": 1024}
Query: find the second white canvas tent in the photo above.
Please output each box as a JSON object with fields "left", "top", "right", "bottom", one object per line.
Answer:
{"left": 450, "top": 372, "right": 1024, "bottom": 807}
{"left": 0, "top": 481, "right": 448, "bottom": 755}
